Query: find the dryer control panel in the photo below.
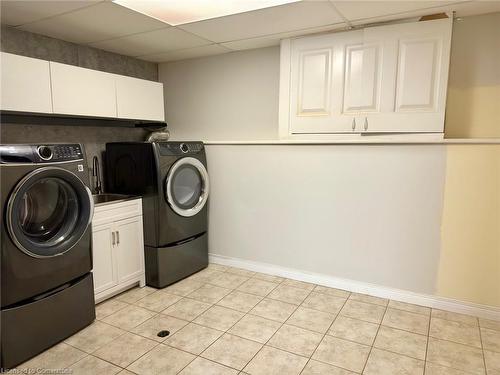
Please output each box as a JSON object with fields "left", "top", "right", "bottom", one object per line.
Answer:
{"left": 158, "top": 142, "right": 204, "bottom": 156}
{"left": 0, "top": 144, "right": 84, "bottom": 164}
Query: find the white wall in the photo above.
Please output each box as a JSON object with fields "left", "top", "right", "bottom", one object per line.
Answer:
{"left": 207, "top": 145, "right": 446, "bottom": 294}
{"left": 159, "top": 45, "right": 448, "bottom": 296}
{"left": 159, "top": 46, "right": 280, "bottom": 141}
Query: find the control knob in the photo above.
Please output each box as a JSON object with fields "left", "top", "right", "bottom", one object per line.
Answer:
{"left": 37, "top": 145, "right": 53, "bottom": 160}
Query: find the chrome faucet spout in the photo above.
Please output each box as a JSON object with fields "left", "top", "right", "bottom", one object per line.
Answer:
{"left": 92, "top": 155, "right": 102, "bottom": 195}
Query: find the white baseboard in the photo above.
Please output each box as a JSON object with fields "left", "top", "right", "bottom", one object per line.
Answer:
{"left": 209, "top": 253, "right": 500, "bottom": 321}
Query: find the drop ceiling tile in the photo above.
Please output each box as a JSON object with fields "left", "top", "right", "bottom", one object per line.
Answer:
{"left": 90, "top": 27, "right": 213, "bottom": 57}
{"left": 332, "top": 1, "right": 459, "bottom": 22}
{"left": 179, "top": 1, "right": 344, "bottom": 43}
{"left": 347, "top": 1, "right": 500, "bottom": 26}
{"left": 400, "top": 1, "right": 500, "bottom": 18}
{"left": 140, "top": 44, "right": 231, "bottom": 63}
{"left": 0, "top": 1, "right": 99, "bottom": 27}
{"left": 222, "top": 36, "right": 282, "bottom": 51}
{"left": 18, "top": 1, "right": 167, "bottom": 44}
{"left": 222, "top": 23, "right": 347, "bottom": 51}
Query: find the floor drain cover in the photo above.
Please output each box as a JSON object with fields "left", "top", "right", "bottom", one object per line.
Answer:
{"left": 157, "top": 330, "right": 170, "bottom": 338}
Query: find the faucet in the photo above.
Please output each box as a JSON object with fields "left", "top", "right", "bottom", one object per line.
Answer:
{"left": 92, "top": 155, "right": 102, "bottom": 195}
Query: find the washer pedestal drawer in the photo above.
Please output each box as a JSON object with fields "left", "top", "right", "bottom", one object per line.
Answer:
{"left": 145, "top": 232, "right": 208, "bottom": 288}
{"left": 0, "top": 273, "right": 95, "bottom": 370}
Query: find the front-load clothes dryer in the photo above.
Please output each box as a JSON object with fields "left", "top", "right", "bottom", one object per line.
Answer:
{"left": 106, "top": 142, "right": 209, "bottom": 288}
{"left": 0, "top": 144, "right": 96, "bottom": 370}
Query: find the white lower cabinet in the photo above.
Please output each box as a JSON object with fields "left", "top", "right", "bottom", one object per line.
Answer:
{"left": 92, "top": 198, "right": 145, "bottom": 303}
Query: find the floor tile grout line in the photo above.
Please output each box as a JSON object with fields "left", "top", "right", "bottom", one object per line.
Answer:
{"left": 300, "top": 293, "right": 351, "bottom": 374}
{"left": 423, "top": 305, "right": 432, "bottom": 375}
{"left": 194, "top": 275, "right": 289, "bottom": 372}
{"left": 78, "top": 353, "right": 127, "bottom": 371}
{"left": 242, "top": 287, "right": 312, "bottom": 372}
{"left": 478, "top": 321, "right": 489, "bottom": 374}
{"left": 360, "top": 303, "right": 388, "bottom": 374}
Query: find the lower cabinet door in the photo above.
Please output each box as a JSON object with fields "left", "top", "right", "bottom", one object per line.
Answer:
{"left": 115, "top": 216, "right": 145, "bottom": 284}
{"left": 92, "top": 223, "right": 118, "bottom": 294}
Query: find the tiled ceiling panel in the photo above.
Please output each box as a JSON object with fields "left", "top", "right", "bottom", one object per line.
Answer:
{"left": 0, "top": 0, "right": 99, "bottom": 27}
{"left": 331, "top": 1, "right": 458, "bottom": 21}
{"left": 179, "top": 1, "right": 344, "bottom": 43}
{"left": 18, "top": 1, "right": 167, "bottom": 44}
{"left": 89, "top": 27, "right": 213, "bottom": 57}
{"left": 222, "top": 23, "right": 347, "bottom": 51}
{"left": 140, "top": 44, "right": 231, "bottom": 63}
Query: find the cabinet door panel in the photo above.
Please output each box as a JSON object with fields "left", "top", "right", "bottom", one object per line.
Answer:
{"left": 289, "top": 31, "right": 364, "bottom": 134}
{"left": 344, "top": 43, "right": 381, "bottom": 112}
{"left": 115, "top": 217, "right": 144, "bottom": 284}
{"left": 116, "top": 75, "right": 164, "bottom": 121}
{"left": 362, "top": 17, "right": 452, "bottom": 133}
{"left": 1, "top": 52, "right": 53, "bottom": 113}
{"left": 92, "top": 223, "right": 117, "bottom": 294}
{"left": 50, "top": 62, "right": 117, "bottom": 118}
{"left": 298, "top": 50, "right": 331, "bottom": 115}
{"left": 396, "top": 38, "right": 440, "bottom": 111}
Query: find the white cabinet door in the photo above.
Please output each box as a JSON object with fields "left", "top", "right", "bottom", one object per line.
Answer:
{"left": 361, "top": 18, "right": 452, "bottom": 133}
{"left": 92, "top": 223, "right": 118, "bottom": 294}
{"left": 115, "top": 216, "right": 145, "bottom": 284}
{"left": 1, "top": 52, "right": 53, "bottom": 113}
{"left": 281, "top": 18, "right": 452, "bottom": 137}
{"left": 116, "top": 75, "right": 164, "bottom": 121}
{"left": 288, "top": 30, "right": 372, "bottom": 134}
{"left": 342, "top": 40, "right": 382, "bottom": 115}
{"left": 50, "top": 62, "right": 117, "bottom": 118}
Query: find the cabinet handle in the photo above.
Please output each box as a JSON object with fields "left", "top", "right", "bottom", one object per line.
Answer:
{"left": 112, "top": 231, "right": 115, "bottom": 246}
{"left": 364, "top": 117, "right": 368, "bottom": 131}
{"left": 116, "top": 231, "right": 120, "bottom": 245}
{"left": 352, "top": 118, "right": 356, "bottom": 131}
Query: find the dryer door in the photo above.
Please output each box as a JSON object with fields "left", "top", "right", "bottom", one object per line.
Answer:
{"left": 6, "top": 167, "right": 94, "bottom": 258}
{"left": 165, "top": 157, "right": 209, "bottom": 217}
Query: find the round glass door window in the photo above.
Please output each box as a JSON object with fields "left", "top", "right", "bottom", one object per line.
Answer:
{"left": 7, "top": 167, "right": 93, "bottom": 257}
{"left": 165, "top": 157, "right": 209, "bottom": 217}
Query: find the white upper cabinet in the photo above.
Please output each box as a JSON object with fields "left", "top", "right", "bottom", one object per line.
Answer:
{"left": 280, "top": 17, "right": 452, "bottom": 137}
{"left": 116, "top": 75, "right": 165, "bottom": 121}
{"left": 1, "top": 52, "right": 53, "bottom": 113}
{"left": 1, "top": 53, "right": 164, "bottom": 122}
{"left": 50, "top": 62, "right": 117, "bottom": 118}
{"left": 362, "top": 18, "right": 452, "bottom": 133}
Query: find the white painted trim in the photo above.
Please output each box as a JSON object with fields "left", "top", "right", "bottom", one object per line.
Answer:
{"left": 201, "top": 138, "right": 500, "bottom": 145}
{"left": 209, "top": 253, "right": 500, "bottom": 321}
{"left": 278, "top": 39, "right": 292, "bottom": 139}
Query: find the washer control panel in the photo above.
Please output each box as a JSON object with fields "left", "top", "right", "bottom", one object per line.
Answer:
{"left": 0, "top": 144, "right": 84, "bottom": 164}
{"left": 158, "top": 142, "right": 204, "bottom": 156}
{"left": 50, "top": 144, "right": 83, "bottom": 161}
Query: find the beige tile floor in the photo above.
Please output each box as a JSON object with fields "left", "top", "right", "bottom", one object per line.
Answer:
{"left": 13, "top": 263, "right": 500, "bottom": 375}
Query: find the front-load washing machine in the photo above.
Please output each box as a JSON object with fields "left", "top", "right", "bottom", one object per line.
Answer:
{"left": 106, "top": 142, "right": 209, "bottom": 288}
{"left": 0, "top": 144, "right": 96, "bottom": 369}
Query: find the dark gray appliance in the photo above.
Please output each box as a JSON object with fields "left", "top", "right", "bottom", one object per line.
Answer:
{"left": 0, "top": 144, "right": 96, "bottom": 370}
{"left": 105, "top": 142, "right": 209, "bottom": 288}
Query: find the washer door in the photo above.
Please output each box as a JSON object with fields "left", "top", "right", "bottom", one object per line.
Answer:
{"left": 165, "top": 157, "right": 209, "bottom": 217}
{"left": 6, "top": 167, "right": 94, "bottom": 258}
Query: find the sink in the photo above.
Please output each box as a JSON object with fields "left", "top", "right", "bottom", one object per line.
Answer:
{"left": 92, "top": 193, "right": 136, "bottom": 206}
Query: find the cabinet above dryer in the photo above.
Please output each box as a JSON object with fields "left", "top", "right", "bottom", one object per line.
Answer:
{"left": 279, "top": 17, "right": 452, "bottom": 139}
{"left": 1, "top": 52, "right": 165, "bottom": 122}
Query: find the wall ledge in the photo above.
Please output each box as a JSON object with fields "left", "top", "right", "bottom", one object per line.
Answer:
{"left": 210, "top": 253, "right": 500, "bottom": 321}
{"left": 202, "top": 138, "right": 500, "bottom": 145}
